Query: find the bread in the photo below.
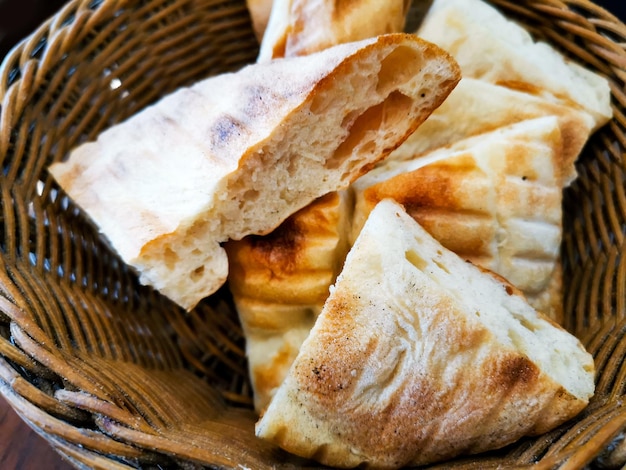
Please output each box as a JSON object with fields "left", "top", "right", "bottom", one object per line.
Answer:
{"left": 388, "top": 78, "right": 593, "bottom": 186}
{"left": 351, "top": 117, "right": 565, "bottom": 321}
{"left": 241, "top": 0, "right": 410, "bottom": 408}
{"left": 417, "top": 0, "right": 612, "bottom": 130}
{"left": 256, "top": 199, "right": 595, "bottom": 469}
{"left": 258, "top": 0, "right": 410, "bottom": 61}
{"left": 242, "top": 0, "right": 417, "bottom": 410}
{"left": 225, "top": 191, "right": 352, "bottom": 412}
{"left": 246, "top": 0, "right": 274, "bottom": 41}
{"left": 49, "top": 33, "right": 461, "bottom": 310}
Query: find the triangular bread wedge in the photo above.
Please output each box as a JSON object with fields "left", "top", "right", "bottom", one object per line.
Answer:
{"left": 257, "top": 199, "right": 595, "bottom": 469}
{"left": 417, "top": 0, "right": 612, "bottom": 130}
{"left": 50, "top": 33, "right": 460, "bottom": 310}
{"left": 258, "top": 0, "right": 410, "bottom": 61}
{"left": 389, "top": 78, "right": 593, "bottom": 185}
{"left": 351, "top": 117, "right": 565, "bottom": 322}
{"left": 225, "top": 191, "right": 352, "bottom": 412}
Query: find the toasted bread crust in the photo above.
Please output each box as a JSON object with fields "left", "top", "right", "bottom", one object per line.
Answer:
{"left": 257, "top": 200, "right": 595, "bottom": 468}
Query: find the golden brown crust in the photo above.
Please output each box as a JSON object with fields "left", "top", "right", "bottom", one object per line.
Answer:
{"left": 364, "top": 153, "right": 495, "bottom": 258}
{"left": 226, "top": 191, "right": 352, "bottom": 412}
{"left": 226, "top": 191, "right": 351, "bottom": 306}
{"left": 256, "top": 200, "right": 595, "bottom": 468}
{"left": 51, "top": 34, "right": 461, "bottom": 310}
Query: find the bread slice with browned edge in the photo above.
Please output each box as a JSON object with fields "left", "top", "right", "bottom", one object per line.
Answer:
{"left": 257, "top": 199, "right": 595, "bottom": 469}
{"left": 258, "top": 0, "right": 410, "bottom": 61}
{"left": 225, "top": 190, "right": 352, "bottom": 412}
{"left": 388, "top": 78, "right": 593, "bottom": 186}
{"left": 246, "top": 0, "right": 407, "bottom": 412}
{"left": 417, "top": 0, "right": 612, "bottom": 130}
{"left": 49, "top": 33, "right": 460, "bottom": 310}
{"left": 245, "top": 0, "right": 408, "bottom": 408}
{"left": 352, "top": 117, "right": 566, "bottom": 322}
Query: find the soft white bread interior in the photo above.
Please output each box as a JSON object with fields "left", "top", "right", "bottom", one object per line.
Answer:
{"left": 50, "top": 33, "right": 460, "bottom": 310}
{"left": 258, "top": 0, "right": 411, "bottom": 61}
{"left": 225, "top": 191, "right": 352, "bottom": 412}
{"left": 417, "top": 0, "right": 612, "bottom": 130}
{"left": 256, "top": 199, "right": 595, "bottom": 469}
{"left": 388, "top": 78, "right": 593, "bottom": 186}
{"left": 351, "top": 117, "right": 565, "bottom": 321}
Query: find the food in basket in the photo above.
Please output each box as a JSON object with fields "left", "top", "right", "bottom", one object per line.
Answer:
{"left": 387, "top": 78, "right": 594, "bottom": 186}
{"left": 417, "top": 0, "right": 612, "bottom": 129}
{"left": 351, "top": 117, "right": 566, "bottom": 321}
{"left": 225, "top": 190, "right": 352, "bottom": 412}
{"left": 258, "top": 0, "right": 411, "bottom": 61}
{"left": 231, "top": 0, "right": 611, "bottom": 427}
{"left": 49, "top": 33, "right": 461, "bottom": 311}
{"left": 233, "top": 0, "right": 412, "bottom": 413}
{"left": 256, "top": 199, "right": 596, "bottom": 469}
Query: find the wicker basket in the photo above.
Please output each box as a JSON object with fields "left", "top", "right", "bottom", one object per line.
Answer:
{"left": 0, "top": 0, "right": 625, "bottom": 468}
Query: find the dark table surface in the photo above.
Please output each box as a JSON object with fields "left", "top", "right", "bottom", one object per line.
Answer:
{"left": 0, "top": 395, "right": 73, "bottom": 469}
{"left": 0, "top": 0, "right": 624, "bottom": 469}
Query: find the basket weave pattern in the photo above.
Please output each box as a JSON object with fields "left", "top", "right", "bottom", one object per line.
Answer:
{"left": 0, "top": 0, "right": 625, "bottom": 468}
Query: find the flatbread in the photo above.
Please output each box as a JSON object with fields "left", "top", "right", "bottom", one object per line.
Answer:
{"left": 258, "top": 0, "right": 411, "bottom": 61}
{"left": 239, "top": 0, "right": 426, "bottom": 409}
{"left": 417, "top": 0, "right": 612, "bottom": 130}
{"left": 389, "top": 78, "right": 593, "bottom": 186}
{"left": 351, "top": 117, "right": 565, "bottom": 321}
{"left": 50, "top": 33, "right": 460, "bottom": 310}
{"left": 225, "top": 191, "right": 352, "bottom": 412}
{"left": 257, "top": 199, "right": 595, "bottom": 468}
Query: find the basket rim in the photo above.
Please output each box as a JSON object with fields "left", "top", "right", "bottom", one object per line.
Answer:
{"left": 1, "top": 0, "right": 626, "bottom": 469}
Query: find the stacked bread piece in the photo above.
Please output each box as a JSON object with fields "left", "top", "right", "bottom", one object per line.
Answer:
{"left": 416, "top": 0, "right": 611, "bottom": 129}
{"left": 228, "top": 0, "right": 610, "bottom": 420}
{"left": 361, "top": 0, "right": 612, "bottom": 322}
{"left": 226, "top": 191, "right": 353, "bottom": 411}
{"left": 351, "top": 116, "right": 568, "bottom": 320}
{"left": 227, "top": 0, "right": 419, "bottom": 412}
{"left": 234, "top": 0, "right": 608, "bottom": 466}
{"left": 257, "top": 0, "right": 411, "bottom": 61}
{"left": 257, "top": 199, "right": 595, "bottom": 468}
{"left": 48, "top": 0, "right": 612, "bottom": 467}
{"left": 50, "top": 33, "right": 460, "bottom": 311}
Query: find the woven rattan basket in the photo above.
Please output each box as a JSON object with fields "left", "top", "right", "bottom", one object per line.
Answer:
{"left": 1, "top": 0, "right": 626, "bottom": 468}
